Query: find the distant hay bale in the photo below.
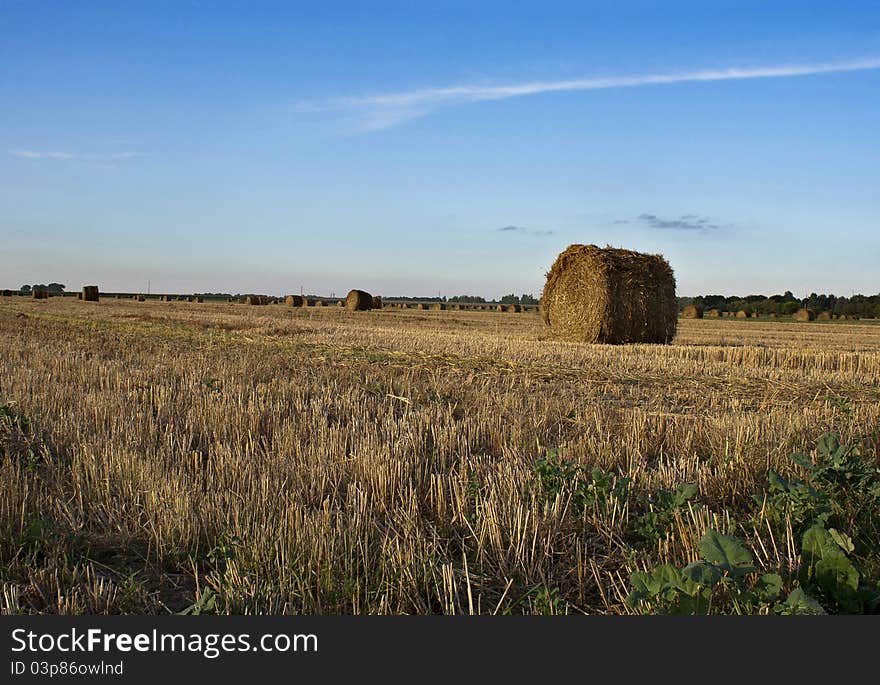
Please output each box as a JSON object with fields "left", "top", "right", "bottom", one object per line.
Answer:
{"left": 345, "top": 289, "right": 373, "bottom": 311}
{"left": 768, "top": 313, "right": 778, "bottom": 318}
{"left": 817, "top": 311, "right": 832, "bottom": 320}
{"left": 735, "top": 310, "right": 749, "bottom": 319}
{"left": 793, "top": 308, "right": 815, "bottom": 322}
{"left": 431, "top": 302, "right": 446, "bottom": 311}
{"left": 1, "top": 289, "right": 11, "bottom": 297}
{"left": 314, "top": 299, "right": 326, "bottom": 306}
{"left": 705, "top": 308, "right": 721, "bottom": 318}
{"left": 285, "top": 295, "right": 304, "bottom": 307}
{"left": 541, "top": 244, "right": 677, "bottom": 344}
{"left": 82, "top": 285, "right": 100, "bottom": 302}
{"left": 504, "top": 304, "right": 521, "bottom": 313}
{"left": 449, "top": 303, "right": 461, "bottom": 310}
{"left": 32, "top": 288, "right": 49, "bottom": 300}
{"left": 136, "top": 295, "right": 145, "bottom": 302}
{"left": 161, "top": 295, "right": 171, "bottom": 302}
{"left": 371, "top": 295, "right": 383, "bottom": 309}
{"left": 416, "top": 303, "right": 428, "bottom": 310}
{"left": 681, "top": 304, "right": 703, "bottom": 319}
{"left": 195, "top": 296, "right": 204, "bottom": 303}
{"left": 246, "top": 295, "right": 268, "bottom": 305}
{"left": 76, "top": 292, "right": 83, "bottom": 300}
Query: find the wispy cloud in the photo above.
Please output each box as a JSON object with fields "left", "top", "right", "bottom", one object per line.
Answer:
{"left": 498, "top": 225, "right": 555, "bottom": 236}
{"left": 630, "top": 213, "right": 723, "bottom": 232}
{"left": 10, "top": 150, "right": 142, "bottom": 163}
{"left": 302, "top": 56, "right": 880, "bottom": 131}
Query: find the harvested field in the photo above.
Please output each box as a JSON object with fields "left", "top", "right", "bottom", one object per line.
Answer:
{"left": 2, "top": 297, "right": 879, "bottom": 615}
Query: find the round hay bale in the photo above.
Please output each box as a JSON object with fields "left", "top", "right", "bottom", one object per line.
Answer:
{"left": 681, "top": 304, "right": 703, "bottom": 319}
{"left": 817, "top": 311, "right": 832, "bottom": 320}
{"left": 285, "top": 295, "right": 304, "bottom": 307}
{"left": 246, "top": 295, "right": 268, "bottom": 305}
{"left": 345, "top": 289, "right": 372, "bottom": 311}
{"left": 32, "top": 288, "right": 49, "bottom": 300}
{"left": 504, "top": 303, "right": 521, "bottom": 313}
{"left": 767, "top": 312, "right": 778, "bottom": 318}
{"left": 416, "top": 303, "right": 428, "bottom": 310}
{"left": 136, "top": 295, "right": 145, "bottom": 302}
{"left": 705, "top": 308, "right": 721, "bottom": 318}
{"left": 793, "top": 308, "right": 815, "bottom": 322}
{"left": 314, "top": 299, "right": 326, "bottom": 307}
{"left": 82, "top": 285, "right": 100, "bottom": 302}
{"left": 1, "top": 289, "right": 10, "bottom": 297}
{"left": 540, "top": 244, "right": 677, "bottom": 344}
{"left": 735, "top": 310, "right": 750, "bottom": 319}
{"left": 195, "top": 296, "right": 204, "bottom": 303}
{"left": 431, "top": 302, "right": 446, "bottom": 311}
{"left": 371, "top": 295, "right": 383, "bottom": 309}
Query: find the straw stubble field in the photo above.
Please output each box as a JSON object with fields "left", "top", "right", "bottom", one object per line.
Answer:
{"left": 1, "top": 296, "right": 879, "bottom": 614}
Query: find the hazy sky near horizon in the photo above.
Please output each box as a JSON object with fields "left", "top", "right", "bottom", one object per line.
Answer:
{"left": 2, "top": 1, "right": 879, "bottom": 298}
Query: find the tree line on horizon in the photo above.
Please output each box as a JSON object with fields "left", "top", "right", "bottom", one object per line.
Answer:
{"left": 12, "top": 283, "right": 879, "bottom": 317}
{"left": 679, "top": 291, "right": 880, "bottom": 318}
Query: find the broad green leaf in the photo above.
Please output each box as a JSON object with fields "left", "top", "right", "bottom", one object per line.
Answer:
{"left": 817, "top": 433, "right": 839, "bottom": 458}
{"left": 781, "top": 588, "right": 826, "bottom": 615}
{"left": 815, "top": 554, "right": 860, "bottom": 595}
{"left": 682, "top": 561, "right": 723, "bottom": 588}
{"left": 755, "top": 573, "right": 783, "bottom": 601}
{"left": 674, "top": 482, "right": 699, "bottom": 505}
{"left": 790, "top": 452, "right": 814, "bottom": 471}
{"left": 801, "top": 525, "right": 836, "bottom": 566}
{"left": 828, "top": 528, "right": 855, "bottom": 554}
{"left": 699, "top": 530, "right": 756, "bottom": 577}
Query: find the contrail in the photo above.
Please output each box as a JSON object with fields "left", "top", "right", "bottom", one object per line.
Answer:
{"left": 302, "top": 57, "right": 880, "bottom": 130}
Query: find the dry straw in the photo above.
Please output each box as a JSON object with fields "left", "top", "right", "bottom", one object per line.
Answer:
{"left": 540, "top": 244, "right": 677, "bottom": 344}
{"left": 681, "top": 304, "right": 703, "bottom": 319}
{"left": 817, "top": 311, "right": 832, "bottom": 321}
{"left": 82, "top": 286, "right": 100, "bottom": 302}
{"left": 345, "top": 289, "right": 373, "bottom": 311}
{"left": 793, "top": 308, "right": 816, "bottom": 322}
{"left": 736, "top": 310, "right": 750, "bottom": 319}
{"left": 285, "top": 295, "right": 304, "bottom": 307}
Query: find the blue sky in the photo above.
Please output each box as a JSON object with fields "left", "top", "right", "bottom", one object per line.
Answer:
{"left": 2, "top": 1, "right": 879, "bottom": 298}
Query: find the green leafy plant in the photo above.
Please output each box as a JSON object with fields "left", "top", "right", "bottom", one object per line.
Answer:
{"left": 535, "top": 449, "right": 629, "bottom": 514}
{"left": 628, "top": 529, "right": 802, "bottom": 615}
{"left": 631, "top": 482, "right": 699, "bottom": 542}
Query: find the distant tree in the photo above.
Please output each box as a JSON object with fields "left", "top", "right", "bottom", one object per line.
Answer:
{"left": 448, "top": 295, "right": 486, "bottom": 303}
{"left": 20, "top": 284, "right": 32, "bottom": 293}
{"left": 520, "top": 293, "right": 539, "bottom": 305}
{"left": 500, "top": 294, "right": 519, "bottom": 304}
{"left": 47, "top": 283, "right": 65, "bottom": 293}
